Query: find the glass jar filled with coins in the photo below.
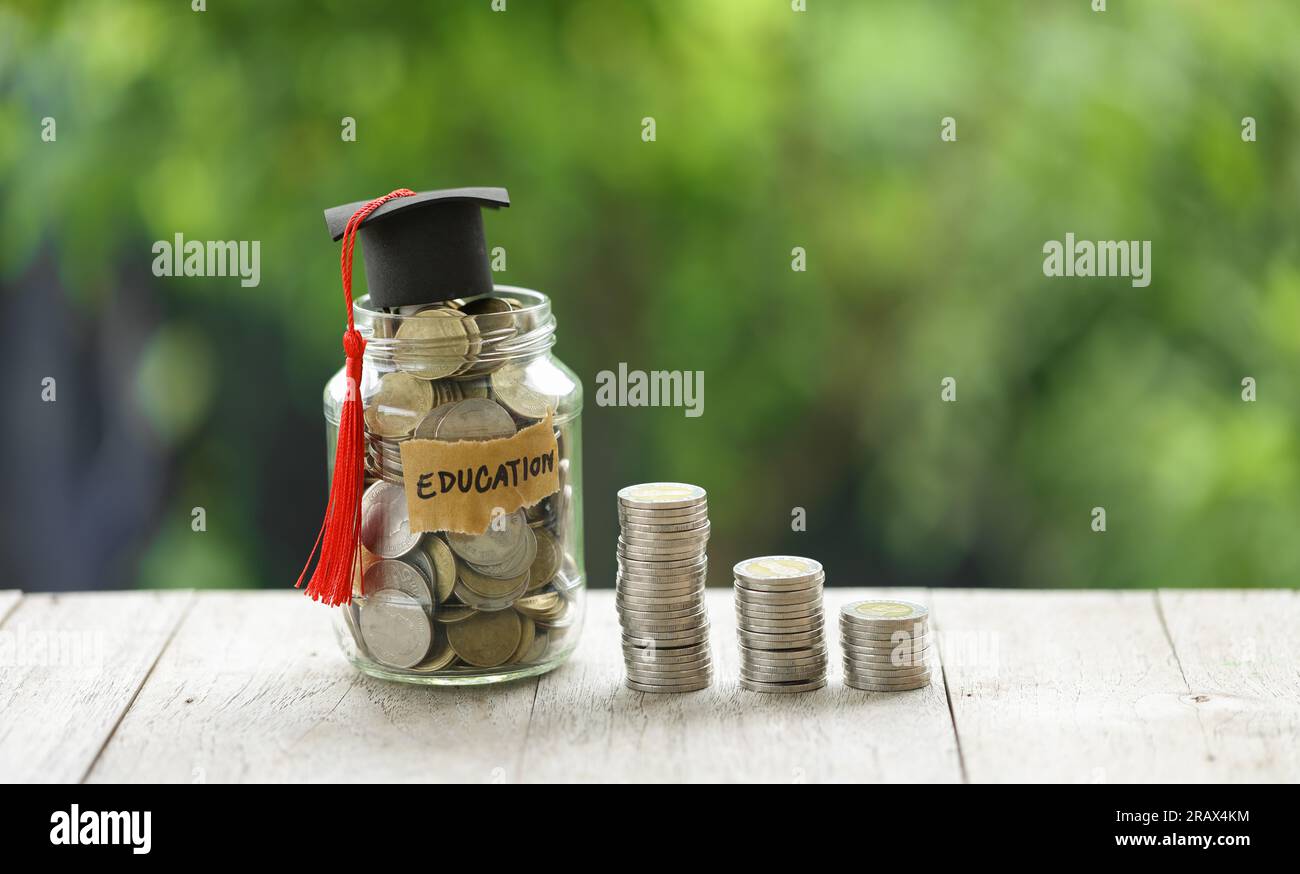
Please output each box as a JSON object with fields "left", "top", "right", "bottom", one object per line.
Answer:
{"left": 322, "top": 287, "right": 584, "bottom": 684}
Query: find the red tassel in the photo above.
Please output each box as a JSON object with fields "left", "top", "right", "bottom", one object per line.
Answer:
{"left": 297, "top": 188, "right": 417, "bottom": 605}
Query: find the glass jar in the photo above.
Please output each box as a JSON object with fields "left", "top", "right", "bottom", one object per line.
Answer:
{"left": 323, "top": 286, "right": 584, "bottom": 685}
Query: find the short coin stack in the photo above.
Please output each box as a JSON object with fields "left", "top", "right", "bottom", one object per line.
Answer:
{"left": 616, "top": 483, "right": 712, "bottom": 693}
{"left": 733, "top": 556, "right": 828, "bottom": 693}
{"left": 840, "top": 600, "right": 931, "bottom": 692}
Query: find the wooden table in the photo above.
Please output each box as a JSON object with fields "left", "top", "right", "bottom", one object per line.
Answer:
{"left": 0, "top": 588, "right": 1295, "bottom": 783}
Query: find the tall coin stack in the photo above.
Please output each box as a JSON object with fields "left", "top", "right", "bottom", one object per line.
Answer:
{"left": 733, "top": 556, "right": 828, "bottom": 693}
{"left": 616, "top": 483, "right": 713, "bottom": 693}
{"left": 840, "top": 600, "right": 931, "bottom": 692}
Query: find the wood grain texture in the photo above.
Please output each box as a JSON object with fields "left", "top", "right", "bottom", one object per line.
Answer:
{"left": 8, "top": 588, "right": 1296, "bottom": 783}
{"left": 87, "top": 591, "right": 539, "bottom": 783}
{"left": 1157, "top": 589, "right": 1300, "bottom": 782}
{"left": 519, "top": 587, "right": 962, "bottom": 783}
{"left": 932, "top": 589, "right": 1213, "bottom": 783}
{"left": 0, "top": 591, "right": 192, "bottom": 783}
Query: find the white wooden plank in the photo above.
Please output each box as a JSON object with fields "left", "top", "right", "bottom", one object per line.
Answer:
{"left": 0, "top": 591, "right": 192, "bottom": 783}
{"left": 519, "top": 587, "right": 962, "bottom": 783}
{"left": 1157, "top": 589, "right": 1300, "bottom": 782}
{"left": 932, "top": 589, "right": 1214, "bottom": 783}
{"left": 87, "top": 591, "right": 539, "bottom": 783}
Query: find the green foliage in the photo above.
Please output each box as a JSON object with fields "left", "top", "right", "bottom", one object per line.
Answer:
{"left": 3, "top": 1, "right": 1299, "bottom": 589}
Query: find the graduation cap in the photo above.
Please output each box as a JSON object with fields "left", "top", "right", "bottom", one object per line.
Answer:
{"left": 324, "top": 186, "right": 510, "bottom": 308}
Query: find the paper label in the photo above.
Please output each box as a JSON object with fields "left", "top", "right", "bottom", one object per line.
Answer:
{"left": 399, "top": 413, "right": 559, "bottom": 535}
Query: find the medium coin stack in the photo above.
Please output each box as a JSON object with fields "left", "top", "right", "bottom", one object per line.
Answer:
{"left": 733, "top": 556, "right": 828, "bottom": 693}
{"left": 616, "top": 483, "right": 713, "bottom": 693}
{"left": 840, "top": 600, "right": 931, "bottom": 692}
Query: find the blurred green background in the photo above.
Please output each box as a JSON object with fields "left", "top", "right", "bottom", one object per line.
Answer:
{"left": 3, "top": 0, "right": 1299, "bottom": 592}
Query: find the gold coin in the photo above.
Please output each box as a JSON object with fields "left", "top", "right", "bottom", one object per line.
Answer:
{"left": 459, "top": 562, "right": 530, "bottom": 599}
{"left": 447, "top": 609, "right": 523, "bottom": 668}
{"left": 394, "top": 309, "right": 470, "bottom": 379}
{"left": 422, "top": 535, "right": 457, "bottom": 603}
{"left": 364, "top": 371, "right": 433, "bottom": 438}
{"left": 490, "top": 362, "right": 557, "bottom": 420}
{"left": 510, "top": 613, "right": 536, "bottom": 664}
{"left": 456, "top": 376, "right": 491, "bottom": 398}
{"left": 515, "top": 591, "right": 560, "bottom": 619}
{"left": 527, "top": 528, "right": 560, "bottom": 592}
{"left": 411, "top": 628, "right": 457, "bottom": 672}
{"left": 435, "top": 605, "right": 476, "bottom": 624}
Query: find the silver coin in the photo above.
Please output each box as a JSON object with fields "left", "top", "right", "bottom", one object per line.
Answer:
{"left": 625, "top": 667, "right": 713, "bottom": 682}
{"left": 432, "top": 398, "right": 518, "bottom": 442}
{"left": 741, "top": 652, "right": 828, "bottom": 670}
{"left": 840, "top": 629, "right": 930, "bottom": 646}
{"left": 623, "top": 648, "right": 712, "bottom": 665}
{"left": 363, "top": 559, "right": 434, "bottom": 616}
{"left": 360, "top": 481, "right": 421, "bottom": 559}
{"left": 359, "top": 589, "right": 433, "bottom": 669}
{"left": 738, "top": 628, "right": 826, "bottom": 648}
{"left": 737, "top": 617, "right": 825, "bottom": 636}
{"left": 616, "top": 482, "right": 707, "bottom": 510}
{"left": 619, "top": 614, "right": 709, "bottom": 634}
{"left": 840, "top": 599, "right": 930, "bottom": 629}
{"left": 741, "top": 665, "right": 827, "bottom": 682}
{"left": 446, "top": 509, "right": 528, "bottom": 566}
{"left": 625, "top": 678, "right": 711, "bottom": 694}
{"left": 842, "top": 650, "right": 930, "bottom": 667}
{"left": 618, "top": 521, "right": 711, "bottom": 536}
{"left": 617, "top": 600, "right": 706, "bottom": 619}
{"left": 733, "top": 555, "right": 824, "bottom": 587}
{"left": 733, "top": 573, "right": 827, "bottom": 594}
{"left": 739, "top": 677, "right": 826, "bottom": 694}
{"left": 843, "top": 675, "right": 931, "bottom": 693}
{"left": 467, "top": 525, "right": 538, "bottom": 581}
{"left": 618, "top": 510, "right": 710, "bottom": 527}
{"left": 842, "top": 663, "right": 931, "bottom": 679}
{"left": 733, "top": 587, "right": 823, "bottom": 607}
{"left": 618, "top": 555, "right": 708, "bottom": 573}
{"left": 453, "top": 576, "right": 527, "bottom": 611}
{"left": 411, "top": 401, "right": 462, "bottom": 440}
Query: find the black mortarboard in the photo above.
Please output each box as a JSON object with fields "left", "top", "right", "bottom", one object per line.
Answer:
{"left": 324, "top": 187, "right": 510, "bottom": 308}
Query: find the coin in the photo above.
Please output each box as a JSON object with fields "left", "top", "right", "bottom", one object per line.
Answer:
{"left": 447, "top": 609, "right": 523, "bottom": 668}
{"left": 510, "top": 613, "right": 536, "bottom": 663}
{"left": 841, "top": 599, "right": 930, "bottom": 628}
{"left": 394, "top": 308, "right": 471, "bottom": 380}
{"left": 410, "top": 628, "right": 458, "bottom": 672}
{"left": 359, "top": 589, "right": 433, "bottom": 669}
{"left": 421, "top": 535, "right": 457, "bottom": 603}
{"left": 458, "top": 561, "right": 530, "bottom": 599}
{"left": 364, "top": 371, "right": 434, "bottom": 438}
{"left": 436, "top": 605, "right": 477, "bottom": 624}
{"left": 526, "top": 527, "right": 560, "bottom": 591}
{"left": 360, "top": 481, "right": 421, "bottom": 559}
{"left": 363, "top": 558, "right": 434, "bottom": 615}
{"left": 733, "top": 555, "right": 823, "bottom": 587}
{"left": 446, "top": 509, "right": 528, "bottom": 566}
{"left": 617, "top": 482, "right": 707, "bottom": 510}
{"left": 625, "top": 678, "right": 711, "bottom": 694}
{"left": 739, "top": 677, "right": 826, "bottom": 694}
{"left": 432, "top": 398, "right": 518, "bottom": 442}
{"left": 491, "top": 362, "right": 557, "bottom": 420}
{"left": 453, "top": 577, "right": 527, "bottom": 611}
{"left": 411, "top": 401, "right": 462, "bottom": 440}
